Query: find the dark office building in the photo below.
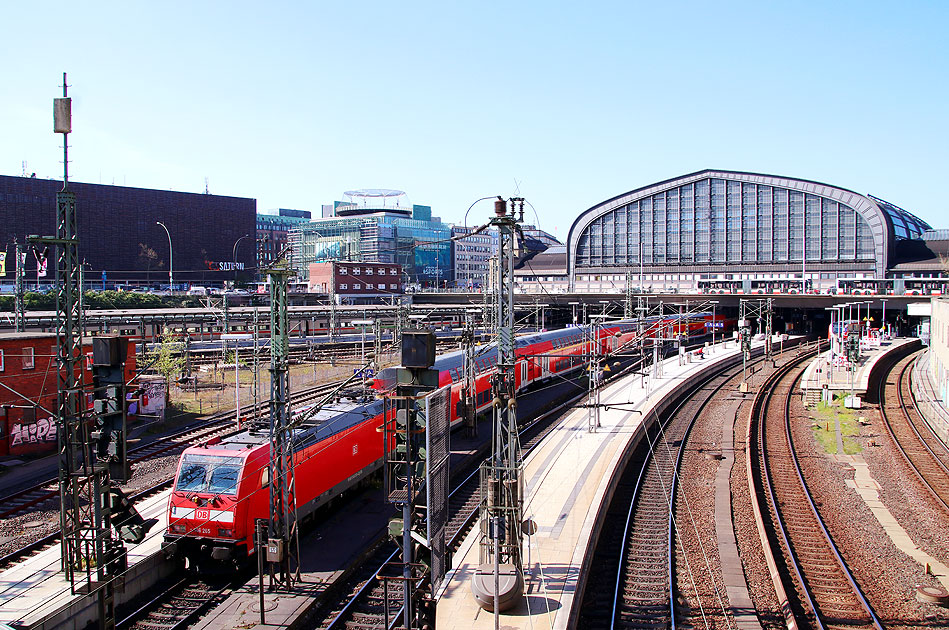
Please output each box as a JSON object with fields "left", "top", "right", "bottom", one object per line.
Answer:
{"left": 0, "top": 175, "right": 256, "bottom": 287}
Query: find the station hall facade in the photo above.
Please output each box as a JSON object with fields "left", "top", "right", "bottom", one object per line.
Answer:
{"left": 565, "top": 170, "right": 932, "bottom": 294}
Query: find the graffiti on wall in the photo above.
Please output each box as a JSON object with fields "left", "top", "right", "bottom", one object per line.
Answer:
{"left": 11, "top": 415, "right": 57, "bottom": 446}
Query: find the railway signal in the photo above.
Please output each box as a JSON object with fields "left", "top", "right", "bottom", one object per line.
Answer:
{"left": 383, "top": 329, "right": 441, "bottom": 628}
{"left": 471, "top": 197, "right": 527, "bottom": 618}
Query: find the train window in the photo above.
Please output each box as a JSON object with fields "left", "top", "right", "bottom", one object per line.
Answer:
{"left": 176, "top": 454, "right": 244, "bottom": 495}
{"left": 260, "top": 467, "right": 269, "bottom": 487}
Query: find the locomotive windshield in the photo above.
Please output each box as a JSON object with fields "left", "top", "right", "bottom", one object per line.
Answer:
{"left": 176, "top": 453, "right": 243, "bottom": 495}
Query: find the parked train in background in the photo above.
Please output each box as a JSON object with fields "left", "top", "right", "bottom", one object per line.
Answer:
{"left": 697, "top": 275, "right": 947, "bottom": 296}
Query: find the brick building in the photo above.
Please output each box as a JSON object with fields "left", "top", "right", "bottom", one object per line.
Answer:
{"left": 0, "top": 333, "right": 136, "bottom": 457}
{"left": 307, "top": 261, "right": 402, "bottom": 302}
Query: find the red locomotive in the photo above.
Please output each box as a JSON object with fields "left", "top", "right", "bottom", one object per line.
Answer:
{"left": 163, "top": 313, "right": 726, "bottom": 568}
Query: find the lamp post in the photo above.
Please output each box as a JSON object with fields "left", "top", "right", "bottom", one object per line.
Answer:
{"left": 881, "top": 298, "right": 888, "bottom": 339}
{"left": 156, "top": 221, "right": 173, "bottom": 291}
{"left": 825, "top": 306, "right": 840, "bottom": 385}
{"left": 232, "top": 234, "right": 250, "bottom": 286}
{"left": 710, "top": 300, "right": 719, "bottom": 352}
{"left": 863, "top": 300, "right": 873, "bottom": 349}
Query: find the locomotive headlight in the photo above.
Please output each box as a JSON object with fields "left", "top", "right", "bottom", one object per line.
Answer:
{"left": 170, "top": 524, "right": 186, "bottom": 534}
{"left": 218, "top": 527, "right": 234, "bottom": 537}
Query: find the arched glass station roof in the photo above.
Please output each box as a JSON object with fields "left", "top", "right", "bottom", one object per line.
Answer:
{"left": 567, "top": 170, "right": 930, "bottom": 288}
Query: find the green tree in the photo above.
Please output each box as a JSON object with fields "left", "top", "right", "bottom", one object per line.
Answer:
{"left": 147, "top": 327, "right": 185, "bottom": 403}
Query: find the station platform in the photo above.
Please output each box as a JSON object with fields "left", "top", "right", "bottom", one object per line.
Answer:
{"left": 435, "top": 337, "right": 775, "bottom": 630}
{"left": 0, "top": 490, "right": 173, "bottom": 630}
{"left": 800, "top": 337, "right": 920, "bottom": 405}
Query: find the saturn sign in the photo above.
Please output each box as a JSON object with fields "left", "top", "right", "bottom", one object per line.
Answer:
{"left": 206, "top": 261, "right": 245, "bottom": 271}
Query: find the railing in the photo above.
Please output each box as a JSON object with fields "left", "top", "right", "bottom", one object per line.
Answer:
{"left": 911, "top": 350, "right": 949, "bottom": 447}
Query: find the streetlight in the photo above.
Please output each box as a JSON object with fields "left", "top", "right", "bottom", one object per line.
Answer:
{"left": 881, "top": 298, "right": 888, "bottom": 339}
{"left": 825, "top": 306, "right": 841, "bottom": 385}
{"left": 156, "top": 221, "right": 173, "bottom": 291}
{"left": 232, "top": 234, "right": 250, "bottom": 286}
{"left": 709, "top": 300, "right": 719, "bottom": 352}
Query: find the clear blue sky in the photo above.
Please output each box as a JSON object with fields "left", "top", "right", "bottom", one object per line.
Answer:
{"left": 3, "top": 1, "right": 947, "bottom": 238}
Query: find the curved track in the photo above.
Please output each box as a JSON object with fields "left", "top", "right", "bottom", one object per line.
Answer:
{"left": 314, "top": 357, "right": 654, "bottom": 630}
{"left": 749, "top": 346, "right": 883, "bottom": 630}
{"left": 575, "top": 351, "right": 766, "bottom": 629}
{"left": 610, "top": 362, "right": 751, "bottom": 630}
{"left": 878, "top": 352, "right": 949, "bottom": 513}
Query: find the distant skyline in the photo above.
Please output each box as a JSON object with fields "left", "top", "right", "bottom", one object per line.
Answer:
{"left": 3, "top": 2, "right": 947, "bottom": 237}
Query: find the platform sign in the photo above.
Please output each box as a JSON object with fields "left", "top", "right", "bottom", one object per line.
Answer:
{"left": 425, "top": 385, "right": 451, "bottom": 591}
{"left": 705, "top": 321, "right": 724, "bottom": 329}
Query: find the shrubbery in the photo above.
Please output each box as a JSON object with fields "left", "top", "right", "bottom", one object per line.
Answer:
{"left": 0, "top": 290, "right": 191, "bottom": 311}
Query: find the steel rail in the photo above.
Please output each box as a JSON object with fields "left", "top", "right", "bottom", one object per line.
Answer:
{"left": 116, "top": 576, "right": 235, "bottom": 630}
{"left": 324, "top": 334, "right": 722, "bottom": 629}
{"left": 754, "top": 342, "right": 882, "bottom": 630}
{"left": 878, "top": 352, "right": 949, "bottom": 513}
{"left": 324, "top": 358, "right": 647, "bottom": 630}
{"left": 609, "top": 354, "right": 764, "bottom": 630}
{"left": 0, "top": 380, "right": 342, "bottom": 519}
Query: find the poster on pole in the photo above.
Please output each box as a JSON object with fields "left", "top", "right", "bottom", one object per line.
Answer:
{"left": 34, "top": 249, "right": 48, "bottom": 278}
{"left": 139, "top": 377, "right": 168, "bottom": 421}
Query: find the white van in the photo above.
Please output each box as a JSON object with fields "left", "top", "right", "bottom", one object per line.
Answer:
{"left": 187, "top": 286, "right": 208, "bottom": 296}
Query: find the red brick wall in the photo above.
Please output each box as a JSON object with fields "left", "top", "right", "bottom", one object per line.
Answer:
{"left": 0, "top": 335, "right": 137, "bottom": 457}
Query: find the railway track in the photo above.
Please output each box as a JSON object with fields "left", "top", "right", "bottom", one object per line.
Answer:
{"left": 103, "top": 337, "right": 704, "bottom": 630}
{"left": 0, "top": 380, "right": 353, "bottom": 575}
{"left": 0, "top": 381, "right": 345, "bottom": 520}
{"left": 166, "top": 334, "right": 461, "bottom": 370}
{"left": 749, "top": 345, "right": 883, "bottom": 630}
{"left": 312, "top": 364, "right": 637, "bottom": 630}
{"left": 576, "top": 350, "right": 769, "bottom": 629}
{"left": 878, "top": 352, "right": 949, "bottom": 513}
{"left": 0, "top": 479, "right": 175, "bottom": 570}
{"left": 118, "top": 575, "right": 237, "bottom": 630}
{"left": 309, "top": 339, "right": 719, "bottom": 630}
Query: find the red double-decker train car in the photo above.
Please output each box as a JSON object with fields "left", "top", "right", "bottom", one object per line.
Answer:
{"left": 163, "top": 313, "right": 726, "bottom": 568}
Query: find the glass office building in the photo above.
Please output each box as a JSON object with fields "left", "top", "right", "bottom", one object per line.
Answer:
{"left": 290, "top": 193, "right": 451, "bottom": 286}
{"left": 567, "top": 170, "right": 930, "bottom": 292}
